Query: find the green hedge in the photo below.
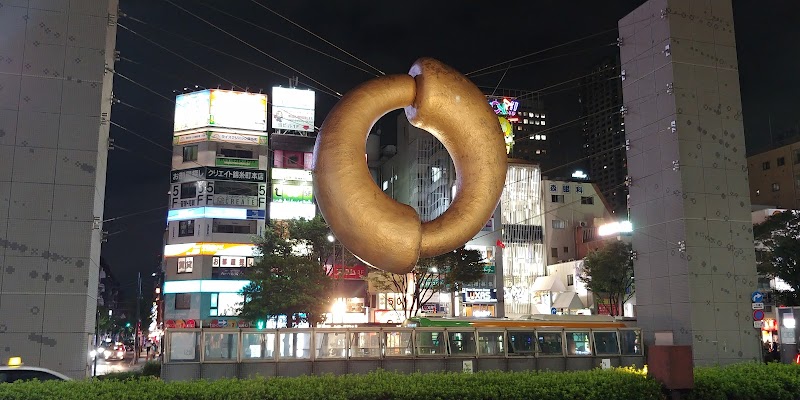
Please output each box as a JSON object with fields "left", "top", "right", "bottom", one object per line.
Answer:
{"left": 685, "top": 362, "right": 800, "bottom": 400}
{"left": 0, "top": 368, "right": 661, "bottom": 400}
{"left": 3, "top": 363, "right": 798, "bottom": 400}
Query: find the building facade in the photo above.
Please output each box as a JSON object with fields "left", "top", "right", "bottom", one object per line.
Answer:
{"left": 0, "top": 0, "right": 118, "bottom": 378}
{"left": 162, "top": 90, "right": 269, "bottom": 327}
{"left": 488, "top": 89, "right": 548, "bottom": 165}
{"left": 579, "top": 57, "right": 629, "bottom": 216}
{"left": 620, "top": 0, "right": 759, "bottom": 364}
{"left": 747, "top": 140, "right": 800, "bottom": 209}
{"left": 541, "top": 179, "right": 614, "bottom": 266}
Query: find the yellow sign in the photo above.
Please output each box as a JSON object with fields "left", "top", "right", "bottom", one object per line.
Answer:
{"left": 164, "top": 243, "right": 257, "bottom": 257}
{"left": 499, "top": 117, "right": 514, "bottom": 154}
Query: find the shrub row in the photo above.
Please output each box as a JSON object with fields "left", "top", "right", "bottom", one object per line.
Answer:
{"left": 1, "top": 363, "right": 798, "bottom": 400}
{"left": 0, "top": 368, "right": 660, "bottom": 400}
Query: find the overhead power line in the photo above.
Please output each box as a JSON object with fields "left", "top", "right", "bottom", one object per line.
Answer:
{"left": 248, "top": 0, "right": 385, "bottom": 76}
{"left": 163, "top": 0, "right": 343, "bottom": 97}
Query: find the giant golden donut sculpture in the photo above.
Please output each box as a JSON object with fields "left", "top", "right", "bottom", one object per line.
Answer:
{"left": 313, "top": 58, "right": 507, "bottom": 275}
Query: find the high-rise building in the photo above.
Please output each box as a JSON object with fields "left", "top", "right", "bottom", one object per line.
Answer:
{"left": 746, "top": 139, "right": 800, "bottom": 209}
{"left": 0, "top": 0, "right": 118, "bottom": 378}
{"left": 163, "top": 90, "right": 270, "bottom": 330}
{"left": 620, "top": 0, "right": 759, "bottom": 365}
{"left": 579, "top": 57, "right": 628, "bottom": 216}
{"left": 488, "top": 89, "right": 548, "bottom": 164}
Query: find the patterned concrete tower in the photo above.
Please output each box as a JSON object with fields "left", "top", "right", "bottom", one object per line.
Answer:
{"left": 0, "top": 1, "right": 118, "bottom": 378}
{"left": 620, "top": 0, "right": 760, "bottom": 365}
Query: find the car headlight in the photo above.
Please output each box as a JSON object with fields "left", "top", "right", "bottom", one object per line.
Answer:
{"left": 116, "top": 351, "right": 124, "bottom": 357}
{"left": 104, "top": 350, "right": 111, "bottom": 357}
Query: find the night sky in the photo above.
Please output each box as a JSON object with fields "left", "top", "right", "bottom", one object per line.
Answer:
{"left": 104, "top": 0, "right": 800, "bottom": 295}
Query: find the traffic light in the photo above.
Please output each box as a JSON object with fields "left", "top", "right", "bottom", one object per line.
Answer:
{"left": 256, "top": 320, "right": 265, "bottom": 330}
{"left": 125, "top": 322, "right": 131, "bottom": 328}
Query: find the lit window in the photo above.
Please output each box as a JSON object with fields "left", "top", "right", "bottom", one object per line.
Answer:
{"left": 523, "top": 119, "right": 529, "bottom": 124}
{"left": 755, "top": 189, "right": 760, "bottom": 196}
{"left": 536, "top": 150, "right": 541, "bottom": 154}
{"left": 535, "top": 135, "right": 541, "bottom": 140}
{"left": 431, "top": 166, "right": 442, "bottom": 183}
{"left": 772, "top": 183, "right": 780, "bottom": 192}
{"left": 541, "top": 120, "right": 546, "bottom": 126}
{"left": 535, "top": 113, "right": 540, "bottom": 118}
{"left": 541, "top": 135, "right": 547, "bottom": 140}
{"left": 535, "top": 121, "right": 540, "bottom": 125}
{"left": 382, "top": 181, "right": 388, "bottom": 191}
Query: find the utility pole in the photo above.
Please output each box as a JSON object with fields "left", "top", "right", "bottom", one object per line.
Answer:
{"left": 133, "top": 272, "right": 141, "bottom": 365}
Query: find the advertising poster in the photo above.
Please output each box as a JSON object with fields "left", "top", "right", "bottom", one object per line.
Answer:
{"left": 208, "top": 90, "right": 268, "bottom": 132}
{"left": 271, "top": 168, "right": 312, "bottom": 203}
{"left": 271, "top": 87, "right": 315, "bottom": 132}
{"left": 174, "top": 90, "right": 211, "bottom": 132}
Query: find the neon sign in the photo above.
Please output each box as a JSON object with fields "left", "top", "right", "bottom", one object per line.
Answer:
{"left": 489, "top": 97, "right": 519, "bottom": 117}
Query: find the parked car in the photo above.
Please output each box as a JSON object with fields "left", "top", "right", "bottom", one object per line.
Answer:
{"left": 0, "top": 357, "right": 71, "bottom": 383}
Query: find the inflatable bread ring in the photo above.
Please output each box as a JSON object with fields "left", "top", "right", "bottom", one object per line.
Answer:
{"left": 312, "top": 58, "right": 507, "bottom": 275}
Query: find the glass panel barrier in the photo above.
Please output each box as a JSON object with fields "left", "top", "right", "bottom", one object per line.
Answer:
{"left": 241, "top": 332, "right": 276, "bottom": 360}
{"left": 168, "top": 331, "right": 200, "bottom": 362}
{"left": 350, "top": 331, "right": 381, "bottom": 358}
{"left": 619, "top": 329, "right": 643, "bottom": 355}
{"left": 508, "top": 331, "right": 536, "bottom": 356}
{"left": 278, "top": 331, "right": 312, "bottom": 360}
{"left": 592, "top": 331, "right": 620, "bottom": 356}
{"left": 477, "top": 331, "right": 505, "bottom": 356}
{"left": 537, "top": 331, "right": 564, "bottom": 356}
{"left": 203, "top": 332, "right": 238, "bottom": 361}
{"left": 415, "top": 330, "right": 447, "bottom": 356}
{"left": 566, "top": 331, "right": 592, "bottom": 356}
{"left": 384, "top": 331, "right": 413, "bottom": 357}
{"left": 315, "top": 331, "right": 348, "bottom": 359}
{"left": 448, "top": 330, "right": 477, "bottom": 356}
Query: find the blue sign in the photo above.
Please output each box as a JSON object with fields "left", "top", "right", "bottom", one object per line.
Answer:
{"left": 551, "top": 307, "right": 557, "bottom": 315}
{"left": 751, "top": 291, "right": 764, "bottom": 303}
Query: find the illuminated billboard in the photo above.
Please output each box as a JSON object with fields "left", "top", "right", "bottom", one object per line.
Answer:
{"left": 174, "top": 89, "right": 268, "bottom": 133}
{"left": 271, "top": 87, "right": 315, "bottom": 132}
{"left": 164, "top": 242, "right": 258, "bottom": 257}
{"left": 488, "top": 97, "right": 519, "bottom": 117}
{"left": 270, "top": 168, "right": 315, "bottom": 220}
{"left": 167, "top": 207, "right": 266, "bottom": 222}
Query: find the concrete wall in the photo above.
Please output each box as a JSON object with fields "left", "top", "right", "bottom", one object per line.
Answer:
{"left": 0, "top": 0, "right": 118, "bottom": 378}
{"left": 620, "top": 0, "right": 760, "bottom": 365}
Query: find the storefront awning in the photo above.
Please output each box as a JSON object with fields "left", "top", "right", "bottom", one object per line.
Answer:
{"left": 552, "top": 292, "right": 585, "bottom": 310}
{"left": 531, "top": 275, "right": 566, "bottom": 292}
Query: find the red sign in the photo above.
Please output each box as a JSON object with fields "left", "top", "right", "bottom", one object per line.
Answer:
{"left": 165, "top": 319, "right": 198, "bottom": 329}
{"left": 328, "top": 264, "right": 367, "bottom": 280}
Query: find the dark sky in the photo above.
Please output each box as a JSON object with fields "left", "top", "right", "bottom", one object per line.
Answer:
{"left": 104, "top": 0, "right": 799, "bottom": 294}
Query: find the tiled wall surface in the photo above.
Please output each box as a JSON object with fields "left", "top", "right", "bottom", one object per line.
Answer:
{"left": 0, "top": 0, "right": 117, "bottom": 378}
{"left": 620, "top": 0, "right": 760, "bottom": 365}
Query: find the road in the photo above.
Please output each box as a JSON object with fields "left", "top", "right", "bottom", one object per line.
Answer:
{"left": 92, "top": 351, "right": 148, "bottom": 376}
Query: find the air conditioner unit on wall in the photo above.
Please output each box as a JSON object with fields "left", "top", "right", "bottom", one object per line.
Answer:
{"left": 579, "top": 221, "right": 588, "bottom": 227}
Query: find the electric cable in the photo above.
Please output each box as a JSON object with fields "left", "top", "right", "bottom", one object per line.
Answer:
{"left": 115, "top": 100, "right": 173, "bottom": 123}
{"left": 470, "top": 42, "right": 618, "bottom": 79}
{"left": 248, "top": 0, "right": 385, "bottom": 76}
{"left": 192, "top": 2, "right": 379, "bottom": 77}
{"left": 163, "top": 0, "right": 343, "bottom": 97}
{"left": 117, "top": 22, "right": 340, "bottom": 99}
{"left": 103, "top": 205, "right": 170, "bottom": 223}
{"left": 110, "top": 121, "right": 173, "bottom": 153}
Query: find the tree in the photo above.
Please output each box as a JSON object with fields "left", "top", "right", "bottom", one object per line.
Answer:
{"left": 369, "top": 247, "right": 486, "bottom": 319}
{"left": 753, "top": 210, "right": 800, "bottom": 306}
{"left": 239, "top": 217, "right": 335, "bottom": 327}
{"left": 579, "top": 240, "right": 634, "bottom": 317}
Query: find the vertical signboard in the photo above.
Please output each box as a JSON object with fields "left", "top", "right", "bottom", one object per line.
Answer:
{"left": 270, "top": 168, "right": 315, "bottom": 220}
{"left": 271, "top": 87, "right": 316, "bottom": 132}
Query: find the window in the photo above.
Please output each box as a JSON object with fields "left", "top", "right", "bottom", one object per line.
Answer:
{"left": 551, "top": 247, "right": 558, "bottom": 258}
{"left": 762, "top": 161, "right": 770, "bottom": 170}
{"left": 182, "top": 145, "right": 198, "bottom": 162}
{"left": 180, "top": 182, "right": 197, "bottom": 199}
{"left": 593, "top": 331, "right": 620, "bottom": 355}
{"left": 563, "top": 246, "right": 569, "bottom": 254}
{"left": 178, "top": 220, "right": 194, "bottom": 237}
{"left": 552, "top": 220, "right": 566, "bottom": 229}
{"left": 795, "top": 149, "right": 800, "bottom": 165}
{"left": 567, "top": 274, "right": 574, "bottom": 286}
{"left": 795, "top": 174, "right": 800, "bottom": 188}
{"left": 772, "top": 183, "right": 780, "bottom": 192}
{"left": 580, "top": 196, "right": 594, "bottom": 205}
{"left": 219, "top": 148, "right": 253, "bottom": 159}
{"left": 537, "top": 331, "right": 563, "bottom": 355}
{"left": 213, "top": 181, "right": 259, "bottom": 196}
{"left": 175, "top": 293, "right": 191, "bottom": 310}
{"left": 566, "top": 331, "right": 592, "bottom": 355}
{"left": 212, "top": 219, "right": 256, "bottom": 234}
{"left": 551, "top": 195, "right": 564, "bottom": 203}
{"left": 210, "top": 293, "right": 243, "bottom": 317}
{"left": 0, "top": 370, "right": 64, "bottom": 383}
{"left": 777, "top": 157, "right": 786, "bottom": 166}
{"left": 177, "top": 257, "right": 193, "bottom": 274}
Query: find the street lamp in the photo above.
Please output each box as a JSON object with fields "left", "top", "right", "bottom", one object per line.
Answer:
{"left": 327, "top": 234, "right": 335, "bottom": 243}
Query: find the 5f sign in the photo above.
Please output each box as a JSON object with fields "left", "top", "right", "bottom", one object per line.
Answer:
{"left": 171, "top": 181, "right": 214, "bottom": 209}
